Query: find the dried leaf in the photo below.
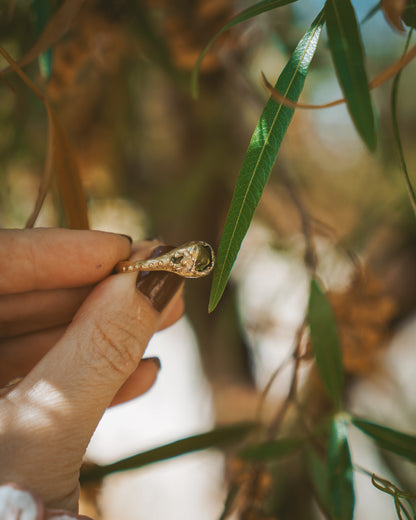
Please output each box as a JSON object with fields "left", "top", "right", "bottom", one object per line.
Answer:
{"left": 381, "top": 0, "right": 406, "bottom": 31}
{"left": 1, "top": 0, "right": 85, "bottom": 75}
{"left": 46, "top": 105, "right": 89, "bottom": 230}
{"left": 327, "top": 271, "right": 397, "bottom": 375}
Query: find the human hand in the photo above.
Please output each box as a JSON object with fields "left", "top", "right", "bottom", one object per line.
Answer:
{"left": 0, "top": 228, "right": 184, "bottom": 514}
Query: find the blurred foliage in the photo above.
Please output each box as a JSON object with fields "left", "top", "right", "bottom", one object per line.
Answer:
{"left": 2, "top": 0, "right": 416, "bottom": 519}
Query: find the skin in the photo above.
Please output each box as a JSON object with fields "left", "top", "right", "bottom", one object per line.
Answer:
{"left": 0, "top": 229, "right": 184, "bottom": 513}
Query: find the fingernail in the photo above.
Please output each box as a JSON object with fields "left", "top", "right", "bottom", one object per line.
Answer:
{"left": 144, "top": 356, "right": 161, "bottom": 370}
{"left": 118, "top": 233, "right": 133, "bottom": 244}
{"left": 136, "top": 245, "right": 184, "bottom": 312}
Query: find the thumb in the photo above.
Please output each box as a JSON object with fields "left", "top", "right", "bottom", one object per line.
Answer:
{"left": 0, "top": 247, "right": 183, "bottom": 511}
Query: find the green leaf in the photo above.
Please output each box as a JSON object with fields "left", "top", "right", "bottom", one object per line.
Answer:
{"left": 31, "top": 0, "right": 53, "bottom": 78}
{"left": 80, "top": 422, "right": 256, "bottom": 483}
{"left": 191, "top": 0, "right": 298, "bottom": 97}
{"left": 239, "top": 437, "right": 302, "bottom": 460}
{"left": 325, "top": 0, "right": 376, "bottom": 150}
{"left": 307, "top": 278, "right": 344, "bottom": 409}
{"left": 391, "top": 29, "right": 416, "bottom": 217}
{"left": 306, "top": 447, "right": 332, "bottom": 518}
{"left": 352, "top": 417, "right": 416, "bottom": 463}
{"left": 403, "top": 1, "right": 416, "bottom": 28}
{"left": 327, "top": 415, "right": 355, "bottom": 520}
{"left": 208, "top": 11, "right": 325, "bottom": 312}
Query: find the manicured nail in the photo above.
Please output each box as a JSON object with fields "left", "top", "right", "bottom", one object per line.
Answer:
{"left": 118, "top": 233, "right": 133, "bottom": 244}
{"left": 136, "top": 245, "right": 184, "bottom": 312}
{"left": 144, "top": 356, "right": 161, "bottom": 371}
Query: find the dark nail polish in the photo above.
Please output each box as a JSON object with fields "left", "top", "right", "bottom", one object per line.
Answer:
{"left": 118, "top": 233, "right": 133, "bottom": 244}
{"left": 144, "top": 356, "right": 161, "bottom": 370}
{"left": 136, "top": 245, "right": 184, "bottom": 312}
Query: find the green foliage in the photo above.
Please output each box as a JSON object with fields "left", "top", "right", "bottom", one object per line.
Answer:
{"left": 351, "top": 416, "right": 416, "bottom": 463}
{"left": 80, "top": 422, "right": 257, "bottom": 483}
{"left": 208, "top": 10, "right": 324, "bottom": 311}
{"left": 325, "top": 0, "right": 376, "bottom": 150}
{"left": 327, "top": 415, "right": 355, "bottom": 520}
{"left": 307, "top": 278, "right": 344, "bottom": 410}
{"left": 191, "top": 0, "right": 298, "bottom": 97}
{"left": 403, "top": 1, "right": 416, "bottom": 28}
{"left": 391, "top": 30, "right": 416, "bottom": 216}
{"left": 239, "top": 437, "right": 302, "bottom": 460}
{"left": 31, "top": 0, "right": 52, "bottom": 78}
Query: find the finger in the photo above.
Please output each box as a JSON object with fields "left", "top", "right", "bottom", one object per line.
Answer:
{"left": 0, "top": 287, "right": 92, "bottom": 338}
{"left": 109, "top": 357, "right": 161, "bottom": 406}
{"left": 0, "top": 326, "right": 66, "bottom": 386}
{"left": 0, "top": 228, "right": 132, "bottom": 295}
{"left": 0, "top": 245, "right": 184, "bottom": 510}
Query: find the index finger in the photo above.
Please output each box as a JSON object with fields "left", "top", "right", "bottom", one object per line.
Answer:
{"left": 0, "top": 228, "right": 132, "bottom": 294}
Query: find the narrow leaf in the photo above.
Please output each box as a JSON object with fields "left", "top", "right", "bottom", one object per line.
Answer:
{"left": 327, "top": 415, "right": 355, "bottom": 520}
{"left": 80, "top": 422, "right": 256, "bottom": 483}
{"left": 352, "top": 417, "right": 416, "bottom": 462}
{"left": 306, "top": 447, "right": 332, "bottom": 518}
{"left": 239, "top": 437, "right": 302, "bottom": 460}
{"left": 191, "top": 0, "right": 298, "bottom": 97}
{"left": 47, "top": 105, "right": 89, "bottom": 229}
{"left": 31, "top": 0, "right": 53, "bottom": 78}
{"left": 307, "top": 278, "right": 344, "bottom": 409}
{"left": 325, "top": 0, "right": 376, "bottom": 150}
{"left": 208, "top": 10, "right": 324, "bottom": 312}
{"left": 1, "top": 0, "right": 85, "bottom": 75}
{"left": 391, "top": 30, "right": 416, "bottom": 217}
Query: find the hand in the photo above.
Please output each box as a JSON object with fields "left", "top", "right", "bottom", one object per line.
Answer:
{"left": 0, "top": 228, "right": 184, "bottom": 513}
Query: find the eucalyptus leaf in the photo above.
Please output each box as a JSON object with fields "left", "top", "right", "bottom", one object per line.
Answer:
{"left": 80, "top": 422, "right": 256, "bottom": 483}
{"left": 327, "top": 415, "right": 355, "bottom": 520}
{"left": 208, "top": 10, "right": 325, "bottom": 312}
{"left": 307, "top": 278, "right": 344, "bottom": 409}
{"left": 239, "top": 437, "right": 302, "bottom": 461}
{"left": 325, "top": 0, "right": 376, "bottom": 150}
{"left": 191, "top": 0, "right": 298, "bottom": 97}
{"left": 352, "top": 417, "right": 416, "bottom": 463}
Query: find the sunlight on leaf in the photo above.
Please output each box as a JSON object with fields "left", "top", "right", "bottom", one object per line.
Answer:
{"left": 191, "top": 0, "right": 298, "bottom": 97}
{"left": 352, "top": 417, "right": 416, "bottom": 462}
{"left": 208, "top": 10, "right": 324, "bottom": 312}
{"left": 325, "top": 0, "right": 376, "bottom": 150}
{"left": 307, "top": 278, "right": 344, "bottom": 409}
{"left": 80, "top": 422, "right": 257, "bottom": 483}
{"left": 327, "top": 415, "right": 355, "bottom": 520}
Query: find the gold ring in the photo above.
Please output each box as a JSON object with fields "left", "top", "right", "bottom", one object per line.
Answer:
{"left": 115, "top": 241, "right": 215, "bottom": 279}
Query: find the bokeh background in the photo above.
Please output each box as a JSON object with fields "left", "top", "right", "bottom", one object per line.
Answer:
{"left": 1, "top": 1, "right": 416, "bottom": 518}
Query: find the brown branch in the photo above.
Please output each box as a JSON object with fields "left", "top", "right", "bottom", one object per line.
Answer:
{"left": 262, "top": 41, "right": 416, "bottom": 110}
